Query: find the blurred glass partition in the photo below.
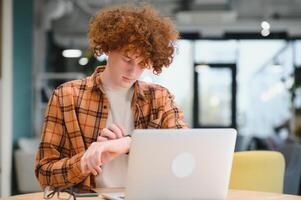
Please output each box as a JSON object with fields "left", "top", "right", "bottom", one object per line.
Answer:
{"left": 197, "top": 66, "right": 231, "bottom": 126}
{"left": 194, "top": 63, "right": 237, "bottom": 128}
{"left": 292, "top": 40, "right": 301, "bottom": 137}
{"left": 295, "top": 41, "right": 301, "bottom": 66}
{"left": 193, "top": 40, "right": 238, "bottom": 128}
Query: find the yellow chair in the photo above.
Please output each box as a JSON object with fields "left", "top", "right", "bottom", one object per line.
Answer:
{"left": 229, "top": 151, "right": 285, "bottom": 193}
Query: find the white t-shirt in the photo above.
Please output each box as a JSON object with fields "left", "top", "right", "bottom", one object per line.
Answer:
{"left": 95, "top": 85, "right": 134, "bottom": 187}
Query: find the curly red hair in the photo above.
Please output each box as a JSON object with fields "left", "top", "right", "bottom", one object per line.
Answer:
{"left": 88, "top": 4, "right": 179, "bottom": 75}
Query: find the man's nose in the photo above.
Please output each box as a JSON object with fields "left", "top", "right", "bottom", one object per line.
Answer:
{"left": 127, "top": 63, "right": 139, "bottom": 73}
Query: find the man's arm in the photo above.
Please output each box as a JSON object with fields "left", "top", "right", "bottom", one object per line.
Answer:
{"left": 35, "top": 89, "right": 88, "bottom": 188}
{"left": 81, "top": 137, "right": 131, "bottom": 174}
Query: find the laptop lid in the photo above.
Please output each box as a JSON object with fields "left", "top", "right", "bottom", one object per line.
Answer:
{"left": 125, "top": 128, "right": 237, "bottom": 200}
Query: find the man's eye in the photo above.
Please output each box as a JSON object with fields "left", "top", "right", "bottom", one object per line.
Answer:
{"left": 123, "top": 57, "right": 131, "bottom": 62}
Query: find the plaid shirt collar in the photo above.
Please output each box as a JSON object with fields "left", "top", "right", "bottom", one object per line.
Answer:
{"left": 89, "top": 66, "right": 147, "bottom": 102}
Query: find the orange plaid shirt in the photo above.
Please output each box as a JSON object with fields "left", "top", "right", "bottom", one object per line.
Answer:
{"left": 35, "top": 66, "right": 187, "bottom": 190}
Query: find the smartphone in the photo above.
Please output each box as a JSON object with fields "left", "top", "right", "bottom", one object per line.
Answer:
{"left": 72, "top": 188, "right": 99, "bottom": 197}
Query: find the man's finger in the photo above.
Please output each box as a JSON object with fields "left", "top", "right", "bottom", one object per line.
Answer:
{"left": 87, "top": 159, "right": 98, "bottom": 176}
{"left": 97, "top": 136, "right": 108, "bottom": 142}
{"left": 101, "top": 128, "right": 117, "bottom": 140}
{"left": 91, "top": 157, "right": 102, "bottom": 175}
{"left": 94, "top": 166, "right": 102, "bottom": 175}
{"left": 116, "top": 124, "right": 127, "bottom": 136}
{"left": 108, "top": 124, "right": 123, "bottom": 138}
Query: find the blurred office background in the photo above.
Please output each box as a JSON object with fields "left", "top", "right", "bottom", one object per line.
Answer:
{"left": 1, "top": 0, "right": 301, "bottom": 197}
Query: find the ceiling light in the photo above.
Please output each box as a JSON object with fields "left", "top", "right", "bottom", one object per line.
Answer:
{"left": 261, "top": 21, "right": 270, "bottom": 30}
{"left": 79, "top": 57, "right": 88, "bottom": 65}
{"left": 261, "top": 29, "right": 270, "bottom": 37}
{"left": 62, "top": 49, "right": 82, "bottom": 58}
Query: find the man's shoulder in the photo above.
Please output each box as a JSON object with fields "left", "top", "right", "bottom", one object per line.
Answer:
{"left": 54, "top": 76, "right": 93, "bottom": 95}
{"left": 137, "top": 80, "right": 171, "bottom": 98}
{"left": 138, "top": 80, "right": 166, "bottom": 90}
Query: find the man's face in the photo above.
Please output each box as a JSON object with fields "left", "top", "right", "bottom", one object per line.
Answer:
{"left": 105, "top": 49, "right": 147, "bottom": 89}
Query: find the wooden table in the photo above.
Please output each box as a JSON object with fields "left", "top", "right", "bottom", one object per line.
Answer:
{"left": 1, "top": 188, "right": 301, "bottom": 200}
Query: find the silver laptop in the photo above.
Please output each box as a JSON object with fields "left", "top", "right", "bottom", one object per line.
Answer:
{"left": 101, "top": 128, "right": 237, "bottom": 200}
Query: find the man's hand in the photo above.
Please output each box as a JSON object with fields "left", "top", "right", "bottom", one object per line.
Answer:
{"left": 80, "top": 136, "right": 131, "bottom": 176}
{"left": 97, "top": 124, "right": 127, "bottom": 142}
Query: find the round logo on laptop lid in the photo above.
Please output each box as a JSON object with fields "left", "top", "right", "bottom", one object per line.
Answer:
{"left": 171, "top": 153, "right": 196, "bottom": 178}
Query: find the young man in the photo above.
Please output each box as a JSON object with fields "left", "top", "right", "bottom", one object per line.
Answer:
{"left": 35, "top": 4, "right": 187, "bottom": 190}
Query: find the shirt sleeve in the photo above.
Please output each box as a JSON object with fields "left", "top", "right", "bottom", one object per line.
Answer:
{"left": 160, "top": 89, "right": 188, "bottom": 129}
{"left": 35, "top": 89, "right": 88, "bottom": 189}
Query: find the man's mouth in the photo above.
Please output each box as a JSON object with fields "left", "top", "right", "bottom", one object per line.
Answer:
{"left": 122, "top": 76, "right": 134, "bottom": 82}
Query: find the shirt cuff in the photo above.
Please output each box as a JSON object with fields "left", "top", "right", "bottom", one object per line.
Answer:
{"left": 69, "top": 152, "right": 89, "bottom": 183}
